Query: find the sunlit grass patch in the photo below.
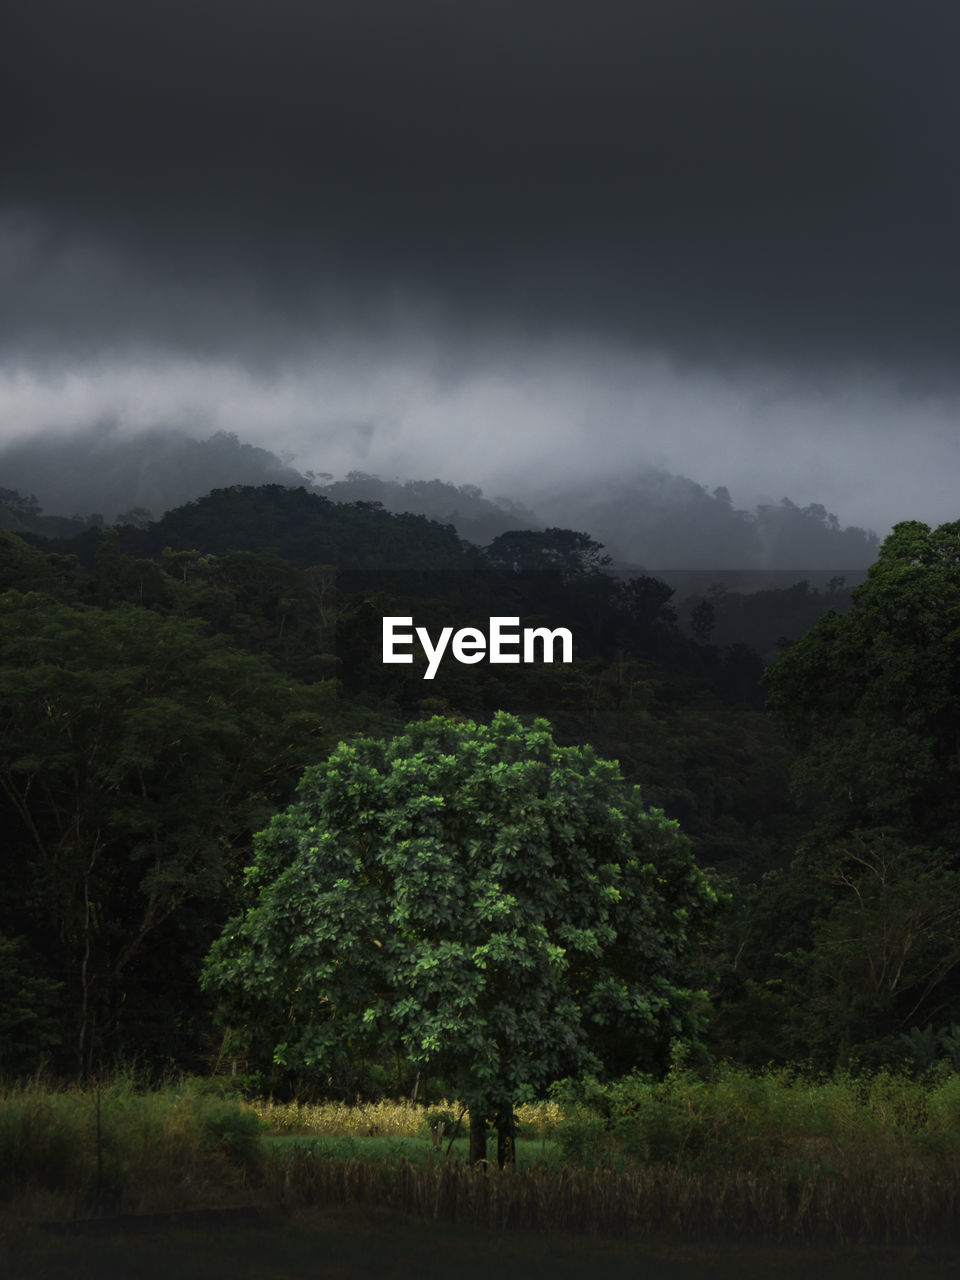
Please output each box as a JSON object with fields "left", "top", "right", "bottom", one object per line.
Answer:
{"left": 252, "top": 1096, "right": 425, "bottom": 1137}
{"left": 252, "top": 1097, "right": 563, "bottom": 1141}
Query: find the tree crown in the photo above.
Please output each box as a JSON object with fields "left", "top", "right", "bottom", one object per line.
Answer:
{"left": 203, "top": 712, "right": 719, "bottom": 1109}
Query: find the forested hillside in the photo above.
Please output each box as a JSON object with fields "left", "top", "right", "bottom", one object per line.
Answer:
{"left": 1, "top": 425, "right": 880, "bottom": 569}
{"left": 1, "top": 486, "right": 956, "bottom": 1094}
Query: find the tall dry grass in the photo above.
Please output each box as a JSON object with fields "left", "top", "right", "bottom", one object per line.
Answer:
{"left": 264, "top": 1148, "right": 960, "bottom": 1244}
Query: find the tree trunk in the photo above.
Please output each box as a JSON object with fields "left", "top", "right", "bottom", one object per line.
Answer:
{"left": 468, "top": 1108, "right": 487, "bottom": 1165}
{"left": 496, "top": 1106, "right": 516, "bottom": 1169}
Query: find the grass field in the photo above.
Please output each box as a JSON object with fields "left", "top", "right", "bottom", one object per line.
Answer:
{"left": 4, "top": 1066, "right": 960, "bottom": 1265}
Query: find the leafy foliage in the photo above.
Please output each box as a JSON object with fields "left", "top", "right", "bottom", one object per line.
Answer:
{"left": 203, "top": 713, "right": 721, "bottom": 1146}
{"left": 0, "top": 935, "right": 63, "bottom": 1075}
{"left": 764, "top": 519, "right": 960, "bottom": 845}
{"left": 0, "top": 591, "right": 338, "bottom": 1072}
{"left": 0, "top": 479, "right": 910, "bottom": 1082}
{"left": 745, "top": 523, "right": 960, "bottom": 1064}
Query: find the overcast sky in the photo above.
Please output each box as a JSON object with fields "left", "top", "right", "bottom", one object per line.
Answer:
{"left": 3, "top": 0, "right": 959, "bottom": 533}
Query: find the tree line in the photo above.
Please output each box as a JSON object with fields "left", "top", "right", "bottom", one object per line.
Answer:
{"left": 1, "top": 485, "right": 957, "bottom": 1100}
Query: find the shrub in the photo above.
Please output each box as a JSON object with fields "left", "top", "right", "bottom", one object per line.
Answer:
{"left": 551, "top": 1063, "right": 952, "bottom": 1172}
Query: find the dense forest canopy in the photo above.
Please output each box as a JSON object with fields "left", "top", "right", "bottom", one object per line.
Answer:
{"left": 0, "top": 459, "right": 954, "bottom": 1090}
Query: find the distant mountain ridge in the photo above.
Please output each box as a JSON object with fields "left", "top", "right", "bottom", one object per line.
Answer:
{"left": 315, "top": 472, "right": 539, "bottom": 546}
{"left": 0, "top": 424, "right": 879, "bottom": 570}
{"left": 0, "top": 426, "right": 305, "bottom": 528}
{"left": 530, "top": 473, "right": 879, "bottom": 570}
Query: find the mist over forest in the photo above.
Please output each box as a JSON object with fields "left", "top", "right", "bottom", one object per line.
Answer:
{"left": 0, "top": 424, "right": 879, "bottom": 572}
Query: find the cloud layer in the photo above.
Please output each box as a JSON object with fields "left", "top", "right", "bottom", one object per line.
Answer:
{"left": 2, "top": 1, "right": 959, "bottom": 532}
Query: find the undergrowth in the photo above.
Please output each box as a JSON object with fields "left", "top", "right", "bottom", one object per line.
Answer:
{"left": 551, "top": 1062, "right": 960, "bottom": 1172}
{"left": 4, "top": 1066, "right": 960, "bottom": 1242}
{"left": 0, "top": 1074, "right": 266, "bottom": 1218}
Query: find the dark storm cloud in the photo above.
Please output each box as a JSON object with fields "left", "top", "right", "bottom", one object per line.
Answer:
{"left": 3, "top": 1, "right": 960, "bottom": 540}
{"left": 5, "top": 0, "right": 960, "bottom": 370}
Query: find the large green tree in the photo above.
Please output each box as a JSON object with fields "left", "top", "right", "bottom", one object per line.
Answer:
{"left": 759, "top": 520, "right": 960, "bottom": 1063}
{"left": 202, "top": 712, "right": 719, "bottom": 1165}
{"left": 763, "top": 519, "right": 960, "bottom": 845}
